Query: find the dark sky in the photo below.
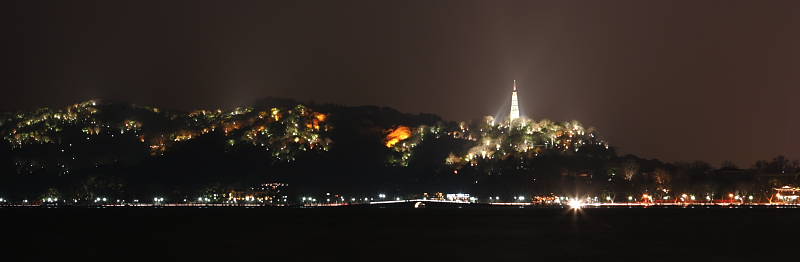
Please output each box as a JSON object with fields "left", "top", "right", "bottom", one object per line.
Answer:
{"left": 4, "top": 0, "right": 799, "bottom": 166}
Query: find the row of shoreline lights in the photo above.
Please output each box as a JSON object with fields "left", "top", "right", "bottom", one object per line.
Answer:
{"left": 294, "top": 195, "right": 591, "bottom": 203}
{"left": 0, "top": 197, "right": 152, "bottom": 204}
{"left": 640, "top": 193, "right": 755, "bottom": 202}
{"left": 303, "top": 193, "right": 389, "bottom": 203}
{"left": 146, "top": 193, "right": 757, "bottom": 204}
{"left": 0, "top": 193, "right": 776, "bottom": 204}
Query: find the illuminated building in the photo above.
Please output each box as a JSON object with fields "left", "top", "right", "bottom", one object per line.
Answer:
{"left": 509, "top": 80, "right": 520, "bottom": 122}
{"left": 772, "top": 186, "right": 800, "bottom": 203}
{"left": 445, "top": 193, "right": 471, "bottom": 202}
{"left": 228, "top": 183, "right": 288, "bottom": 202}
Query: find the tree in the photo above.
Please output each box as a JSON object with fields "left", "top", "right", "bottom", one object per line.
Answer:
{"left": 721, "top": 160, "right": 737, "bottom": 169}
{"left": 623, "top": 159, "right": 639, "bottom": 182}
{"left": 39, "top": 187, "right": 61, "bottom": 202}
{"left": 653, "top": 168, "right": 672, "bottom": 191}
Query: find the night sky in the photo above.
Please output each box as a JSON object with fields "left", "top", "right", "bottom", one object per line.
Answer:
{"left": 4, "top": 0, "right": 799, "bottom": 166}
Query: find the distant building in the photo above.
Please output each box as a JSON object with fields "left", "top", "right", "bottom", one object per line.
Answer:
{"left": 228, "top": 183, "right": 288, "bottom": 202}
{"left": 445, "top": 193, "right": 471, "bottom": 202}
{"left": 772, "top": 186, "right": 800, "bottom": 203}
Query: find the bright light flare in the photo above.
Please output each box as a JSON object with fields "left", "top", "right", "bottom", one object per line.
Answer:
{"left": 568, "top": 199, "right": 583, "bottom": 209}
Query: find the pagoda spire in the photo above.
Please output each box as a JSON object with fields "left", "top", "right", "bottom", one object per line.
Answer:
{"left": 510, "top": 80, "right": 520, "bottom": 121}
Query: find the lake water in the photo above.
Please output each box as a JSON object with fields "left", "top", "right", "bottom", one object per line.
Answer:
{"left": 3, "top": 206, "right": 798, "bottom": 261}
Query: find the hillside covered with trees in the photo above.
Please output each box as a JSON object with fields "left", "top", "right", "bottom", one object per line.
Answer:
{"left": 0, "top": 98, "right": 797, "bottom": 203}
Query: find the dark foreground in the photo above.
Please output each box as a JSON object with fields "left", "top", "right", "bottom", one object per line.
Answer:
{"left": 3, "top": 207, "right": 799, "bottom": 261}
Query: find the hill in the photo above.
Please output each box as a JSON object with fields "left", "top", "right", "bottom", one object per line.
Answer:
{"left": 0, "top": 99, "right": 796, "bottom": 203}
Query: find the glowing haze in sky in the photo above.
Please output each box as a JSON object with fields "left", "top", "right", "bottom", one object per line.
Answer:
{"left": 3, "top": 0, "right": 799, "bottom": 166}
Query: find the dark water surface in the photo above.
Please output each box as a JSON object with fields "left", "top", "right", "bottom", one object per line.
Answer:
{"left": 3, "top": 207, "right": 798, "bottom": 261}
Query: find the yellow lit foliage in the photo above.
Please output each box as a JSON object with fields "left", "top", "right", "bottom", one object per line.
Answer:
{"left": 385, "top": 126, "right": 412, "bottom": 147}
{"left": 315, "top": 113, "right": 327, "bottom": 122}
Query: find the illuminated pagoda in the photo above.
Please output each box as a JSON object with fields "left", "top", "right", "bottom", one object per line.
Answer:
{"left": 509, "top": 80, "right": 520, "bottom": 121}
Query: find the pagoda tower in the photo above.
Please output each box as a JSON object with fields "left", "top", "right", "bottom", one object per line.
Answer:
{"left": 509, "top": 80, "right": 520, "bottom": 121}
